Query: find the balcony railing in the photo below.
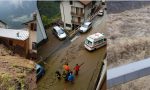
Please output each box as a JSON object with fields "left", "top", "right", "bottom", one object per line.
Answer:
{"left": 71, "top": 12, "right": 84, "bottom": 17}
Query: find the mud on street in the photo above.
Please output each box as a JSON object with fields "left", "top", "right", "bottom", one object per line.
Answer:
{"left": 37, "top": 12, "right": 107, "bottom": 90}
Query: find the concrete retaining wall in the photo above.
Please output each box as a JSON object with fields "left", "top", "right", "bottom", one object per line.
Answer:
{"left": 107, "top": 58, "right": 150, "bottom": 88}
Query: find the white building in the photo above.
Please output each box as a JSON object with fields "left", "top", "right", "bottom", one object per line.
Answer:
{"left": 0, "top": 20, "right": 7, "bottom": 28}
{"left": 37, "top": 10, "right": 48, "bottom": 44}
{"left": 60, "top": 1, "right": 101, "bottom": 30}
{"left": 24, "top": 11, "right": 47, "bottom": 51}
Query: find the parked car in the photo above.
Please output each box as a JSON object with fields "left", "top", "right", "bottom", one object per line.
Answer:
{"left": 84, "top": 33, "right": 107, "bottom": 51}
{"left": 79, "top": 22, "right": 92, "bottom": 33}
{"left": 52, "top": 26, "right": 67, "bottom": 40}
{"left": 97, "top": 9, "right": 104, "bottom": 16}
{"left": 36, "top": 64, "right": 45, "bottom": 80}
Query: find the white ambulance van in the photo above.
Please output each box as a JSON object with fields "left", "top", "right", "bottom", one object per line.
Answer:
{"left": 84, "top": 33, "right": 106, "bottom": 51}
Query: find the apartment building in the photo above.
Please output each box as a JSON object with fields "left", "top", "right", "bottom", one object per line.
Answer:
{"left": 60, "top": 1, "right": 101, "bottom": 30}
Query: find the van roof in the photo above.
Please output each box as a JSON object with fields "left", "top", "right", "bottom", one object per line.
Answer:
{"left": 87, "top": 33, "right": 104, "bottom": 42}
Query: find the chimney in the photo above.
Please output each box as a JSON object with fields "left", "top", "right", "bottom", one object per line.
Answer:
{"left": 17, "top": 32, "right": 19, "bottom": 37}
{"left": 32, "top": 12, "right": 37, "bottom": 20}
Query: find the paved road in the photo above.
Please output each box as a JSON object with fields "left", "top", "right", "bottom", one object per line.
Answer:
{"left": 37, "top": 12, "right": 107, "bottom": 90}
{"left": 38, "top": 10, "right": 107, "bottom": 61}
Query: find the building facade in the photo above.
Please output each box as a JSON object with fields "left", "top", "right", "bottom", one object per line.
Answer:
{"left": 60, "top": 1, "right": 102, "bottom": 30}
{"left": 36, "top": 10, "right": 48, "bottom": 45}
{"left": 24, "top": 11, "right": 48, "bottom": 53}
{"left": 24, "top": 16, "right": 37, "bottom": 55}
{"left": 0, "top": 28, "right": 29, "bottom": 57}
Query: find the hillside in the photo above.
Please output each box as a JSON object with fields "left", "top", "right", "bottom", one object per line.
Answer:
{"left": 0, "top": 44, "right": 36, "bottom": 90}
{"left": 37, "top": 1, "right": 61, "bottom": 27}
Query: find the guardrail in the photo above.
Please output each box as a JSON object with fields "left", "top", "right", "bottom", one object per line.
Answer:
{"left": 107, "top": 58, "right": 150, "bottom": 88}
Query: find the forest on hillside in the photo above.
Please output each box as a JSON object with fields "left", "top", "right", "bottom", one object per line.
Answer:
{"left": 37, "top": 1, "right": 61, "bottom": 28}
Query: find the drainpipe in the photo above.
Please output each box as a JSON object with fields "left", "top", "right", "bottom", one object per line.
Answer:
{"left": 62, "top": 2, "right": 66, "bottom": 28}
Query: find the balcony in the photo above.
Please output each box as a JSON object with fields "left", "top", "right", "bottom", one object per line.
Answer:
{"left": 71, "top": 20, "right": 81, "bottom": 25}
{"left": 71, "top": 12, "right": 84, "bottom": 17}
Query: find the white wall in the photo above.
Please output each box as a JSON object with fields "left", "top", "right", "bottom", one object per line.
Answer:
{"left": 29, "top": 30, "right": 36, "bottom": 51}
{"left": 60, "top": 2, "right": 72, "bottom": 30}
{"left": 37, "top": 10, "right": 47, "bottom": 43}
{"left": 37, "top": 22, "right": 44, "bottom": 43}
{"left": 60, "top": 1, "right": 84, "bottom": 29}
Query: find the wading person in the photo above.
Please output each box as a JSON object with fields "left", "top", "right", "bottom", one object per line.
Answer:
{"left": 74, "top": 63, "right": 84, "bottom": 75}
{"left": 74, "top": 64, "right": 80, "bottom": 75}
{"left": 55, "top": 71, "right": 61, "bottom": 80}
{"left": 63, "top": 63, "right": 70, "bottom": 72}
{"left": 68, "top": 71, "right": 74, "bottom": 83}
{"left": 62, "top": 71, "right": 68, "bottom": 81}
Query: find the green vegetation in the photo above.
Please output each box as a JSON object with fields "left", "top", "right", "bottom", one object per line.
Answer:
{"left": 0, "top": 73, "right": 15, "bottom": 90}
{"left": 37, "top": 1, "right": 61, "bottom": 28}
{"left": 0, "top": 44, "right": 36, "bottom": 90}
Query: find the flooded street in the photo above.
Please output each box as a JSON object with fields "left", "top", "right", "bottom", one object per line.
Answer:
{"left": 37, "top": 12, "right": 107, "bottom": 90}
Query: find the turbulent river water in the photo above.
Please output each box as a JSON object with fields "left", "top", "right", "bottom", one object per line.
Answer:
{"left": 107, "top": 1, "right": 150, "bottom": 14}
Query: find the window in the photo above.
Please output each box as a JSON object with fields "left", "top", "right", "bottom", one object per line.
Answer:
{"left": 36, "top": 68, "right": 40, "bottom": 74}
{"left": 70, "top": 1, "right": 73, "bottom": 5}
{"left": 85, "top": 39, "right": 93, "bottom": 46}
{"left": 53, "top": 28, "right": 56, "bottom": 33}
{"left": 30, "top": 23, "right": 34, "bottom": 30}
{"left": 30, "top": 23, "right": 36, "bottom": 31}
{"left": 104, "top": 38, "right": 107, "bottom": 41}
{"left": 80, "top": 8, "right": 83, "bottom": 14}
{"left": 34, "top": 23, "right": 37, "bottom": 31}
{"left": 57, "top": 29, "right": 64, "bottom": 35}
{"left": 76, "top": 7, "right": 79, "bottom": 14}
{"left": 32, "top": 42, "right": 37, "bottom": 50}
{"left": 99, "top": 39, "right": 103, "bottom": 43}
{"left": 92, "top": 1, "right": 96, "bottom": 5}
{"left": 94, "top": 39, "right": 103, "bottom": 45}
{"left": 66, "top": 23, "right": 71, "bottom": 27}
